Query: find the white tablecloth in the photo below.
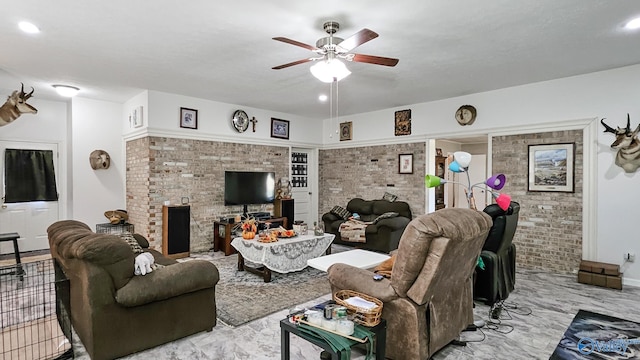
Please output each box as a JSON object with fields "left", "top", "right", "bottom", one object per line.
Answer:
{"left": 231, "top": 233, "right": 335, "bottom": 273}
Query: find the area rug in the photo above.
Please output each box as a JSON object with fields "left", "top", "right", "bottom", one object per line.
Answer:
{"left": 202, "top": 254, "right": 331, "bottom": 327}
{"left": 550, "top": 310, "right": 640, "bottom": 359}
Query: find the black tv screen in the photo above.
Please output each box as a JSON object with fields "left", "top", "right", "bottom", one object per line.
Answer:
{"left": 224, "top": 171, "right": 275, "bottom": 206}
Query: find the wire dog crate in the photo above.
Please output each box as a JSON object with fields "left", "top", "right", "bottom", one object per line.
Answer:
{"left": 0, "top": 259, "right": 73, "bottom": 359}
{"left": 95, "top": 222, "right": 134, "bottom": 235}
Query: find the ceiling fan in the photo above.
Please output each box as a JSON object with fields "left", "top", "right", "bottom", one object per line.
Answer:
{"left": 272, "top": 21, "right": 399, "bottom": 82}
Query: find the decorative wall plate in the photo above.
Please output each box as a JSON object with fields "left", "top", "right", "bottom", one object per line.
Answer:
{"left": 455, "top": 105, "right": 477, "bottom": 126}
{"left": 232, "top": 110, "right": 249, "bottom": 133}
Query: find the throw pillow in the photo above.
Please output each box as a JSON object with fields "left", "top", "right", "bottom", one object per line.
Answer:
{"left": 374, "top": 254, "right": 397, "bottom": 278}
{"left": 330, "top": 205, "right": 351, "bottom": 220}
{"left": 119, "top": 232, "right": 143, "bottom": 255}
{"left": 373, "top": 212, "right": 399, "bottom": 224}
{"left": 382, "top": 192, "right": 398, "bottom": 202}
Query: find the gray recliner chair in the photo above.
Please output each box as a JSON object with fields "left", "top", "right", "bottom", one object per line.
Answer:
{"left": 327, "top": 208, "right": 492, "bottom": 359}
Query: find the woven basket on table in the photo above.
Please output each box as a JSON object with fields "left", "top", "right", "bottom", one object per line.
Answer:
{"left": 333, "top": 290, "right": 383, "bottom": 327}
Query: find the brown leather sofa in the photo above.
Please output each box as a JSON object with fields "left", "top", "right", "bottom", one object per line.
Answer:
{"left": 327, "top": 208, "right": 492, "bottom": 359}
{"left": 322, "top": 198, "right": 412, "bottom": 253}
{"left": 47, "top": 220, "right": 219, "bottom": 360}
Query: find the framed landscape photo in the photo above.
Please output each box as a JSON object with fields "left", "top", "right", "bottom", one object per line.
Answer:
{"left": 399, "top": 153, "right": 413, "bottom": 174}
{"left": 528, "top": 143, "right": 575, "bottom": 192}
{"left": 271, "top": 118, "right": 290, "bottom": 139}
{"left": 340, "top": 121, "right": 352, "bottom": 141}
{"left": 180, "top": 107, "right": 198, "bottom": 129}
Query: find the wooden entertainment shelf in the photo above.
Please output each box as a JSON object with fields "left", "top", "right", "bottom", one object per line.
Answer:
{"left": 213, "top": 217, "right": 287, "bottom": 256}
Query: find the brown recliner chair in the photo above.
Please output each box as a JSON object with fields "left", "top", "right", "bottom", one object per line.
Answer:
{"left": 47, "top": 220, "right": 219, "bottom": 360}
{"left": 327, "top": 208, "right": 492, "bottom": 360}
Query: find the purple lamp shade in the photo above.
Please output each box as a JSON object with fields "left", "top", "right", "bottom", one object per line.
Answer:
{"left": 485, "top": 174, "right": 506, "bottom": 190}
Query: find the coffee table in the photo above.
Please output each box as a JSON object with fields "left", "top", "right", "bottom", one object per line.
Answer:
{"left": 231, "top": 233, "right": 334, "bottom": 282}
{"left": 306, "top": 249, "right": 390, "bottom": 272}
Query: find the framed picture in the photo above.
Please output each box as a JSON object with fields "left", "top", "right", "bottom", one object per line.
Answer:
{"left": 399, "top": 153, "right": 413, "bottom": 174}
{"left": 180, "top": 107, "right": 198, "bottom": 129}
{"left": 528, "top": 143, "right": 575, "bottom": 192}
{"left": 395, "top": 109, "right": 411, "bottom": 136}
{"left": 271, "top": 118, "right": 289, "bottom": 139}
{"left": 132, "top": 106, "right": 143, "bottom": 128}
{"left": 340, "top": 121, "right": 352, "bottom": 141}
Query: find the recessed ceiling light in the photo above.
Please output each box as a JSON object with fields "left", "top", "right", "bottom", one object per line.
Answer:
{"left": 625, "top": 17, "right": 640, "bottom": 30}
{"left": 18, "top": 21, "right": 40, "bottom": 34}
{"left": 52, "top": 85, "right": 80, "bottom": 97}
{"left": 318, "top": 94, "right": 328, "bottom": 102}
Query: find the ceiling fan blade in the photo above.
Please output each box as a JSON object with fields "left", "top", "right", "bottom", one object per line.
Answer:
{"left": 337, "top": 29, "right": 378, "bottom": 52}
{"left": 272, "top": 37, "right": 318, "bottom": 51}
{"left": 272, "top": 58, "right": 313, "bottom": 70}
{"left": 350, "top": 53, "right": 399, "bottom": 67}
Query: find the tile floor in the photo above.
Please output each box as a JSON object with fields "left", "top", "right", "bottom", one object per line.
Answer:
{"left": 65, "top": 248, "right": 640, "bottom": 360}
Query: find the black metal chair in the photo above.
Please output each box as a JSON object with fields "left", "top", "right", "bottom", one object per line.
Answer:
{"left": 474, "top": 201, "right": 520, "bottom": 306}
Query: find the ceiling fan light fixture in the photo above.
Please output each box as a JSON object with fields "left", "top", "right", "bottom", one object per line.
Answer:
{"left": 310, "top": 59, "right": 351, "bottom": 83}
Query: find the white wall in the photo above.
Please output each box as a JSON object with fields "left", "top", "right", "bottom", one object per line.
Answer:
{"left": 71, "top": 97, "right": 126, "bottom": 228}
{"left": 0, "top": 97, "right": 69, "bottom": 216}
{"left": 323, "top": 63, "right": 640, "bottom": 285}
{"left": 144, "top": 91, "right": 323, "bottom": 145}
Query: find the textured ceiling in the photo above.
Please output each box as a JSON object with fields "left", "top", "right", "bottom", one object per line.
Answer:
{"left": 1, "top": 1, "right": 639, "bottom": 120}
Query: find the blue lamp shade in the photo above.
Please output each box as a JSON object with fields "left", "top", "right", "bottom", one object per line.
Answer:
{"left": 485, "top": 174, "right": 506, "bottom": 190}
{"left": 425, "top": 175, "right": 445, "bottom": 188}
{"left": 448, "top": 161, "right": 464, "bottom": 173}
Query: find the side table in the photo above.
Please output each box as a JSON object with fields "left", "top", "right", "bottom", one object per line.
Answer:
{"left": 280, "top": 318, "right": 386, "bottom": 360}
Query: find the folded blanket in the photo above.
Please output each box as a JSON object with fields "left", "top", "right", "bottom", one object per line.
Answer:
{"left": 339, "top": 219, "right": 371, "bottom": 243}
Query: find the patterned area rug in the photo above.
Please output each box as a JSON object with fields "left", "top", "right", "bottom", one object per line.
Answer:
{"left": 550, "top": 310, "right": 640, "bottom": 359}
{"left": 188, "top": 253, "right": 331, "bottom": 327}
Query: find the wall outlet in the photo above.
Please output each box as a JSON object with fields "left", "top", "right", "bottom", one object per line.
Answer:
{"left": 624, "top": 253, "right": 636, "bottom": 262}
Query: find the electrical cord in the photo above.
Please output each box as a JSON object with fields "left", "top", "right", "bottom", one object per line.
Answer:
{"left": 502, "top": 301, "right": 532, "bottom": 316}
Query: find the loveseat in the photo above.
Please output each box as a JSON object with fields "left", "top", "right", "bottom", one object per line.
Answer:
{"left": 47, "top": 220, "right": 219, "bottom": 360}
{"left": 322, "top": 198, "right": 412, "bottom": 253}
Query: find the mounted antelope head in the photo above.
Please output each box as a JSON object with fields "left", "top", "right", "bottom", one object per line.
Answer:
{"left": 0, "top": 83, "right": 37, "bottom": 127}
{"left": 601, "top": 114, "right": 640, "bottom": 173}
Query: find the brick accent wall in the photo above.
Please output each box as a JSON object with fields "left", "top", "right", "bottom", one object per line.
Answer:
{"left": 492, "top": 130, "right": 583, "bottom": 274}
{"left": 126, "top": 136, "right": 289, "bottom": 252}
{"left": 318, "top": 143, "right": 425, "bottom": 219}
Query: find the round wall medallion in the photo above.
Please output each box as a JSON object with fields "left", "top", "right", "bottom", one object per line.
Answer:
{"left": 455, "top": 105, "right": 477, "bottom": 126}
{"left": 232, "top": 110, "right": 249, "bottom": 133}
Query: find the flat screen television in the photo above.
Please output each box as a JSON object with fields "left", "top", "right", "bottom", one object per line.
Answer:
{"left": 224, "top": 171, "right": 275, "bottom": 215}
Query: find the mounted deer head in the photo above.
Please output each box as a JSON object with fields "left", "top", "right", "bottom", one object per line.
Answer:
{"left": 0, "top": 83, "right": 37, "bottom": 126}
{"left": 601, "top": 114, "right": 640, "bottom": 173}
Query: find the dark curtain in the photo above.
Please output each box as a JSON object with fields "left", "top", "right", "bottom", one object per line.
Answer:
{"left": 4, "top": 149, "right": 59, "bottom": 203}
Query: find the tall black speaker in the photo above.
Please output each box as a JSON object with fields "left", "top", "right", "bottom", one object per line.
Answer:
{"left": 274, "top": 198, "right": 294, "bottom": 230}
{"left": 162, "top": 205, "right": 190, "bottom": 259}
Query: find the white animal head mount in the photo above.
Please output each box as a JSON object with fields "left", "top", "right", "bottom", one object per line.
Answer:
{"left": 90, "top": 150, "right": 111, "bottom": 170}
{"left": 601, "top": 114, "right": 640, "bottom": 173}
{"left": 0, "top": 83, "right": 37, "bottom": 127}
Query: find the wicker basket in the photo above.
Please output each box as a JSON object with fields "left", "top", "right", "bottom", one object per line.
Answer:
{"left": 333, "top": 290, "right": 383, "bottom": 327}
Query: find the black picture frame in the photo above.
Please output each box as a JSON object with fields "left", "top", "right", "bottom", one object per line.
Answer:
{"left": 180, "top": 107, "right": 198, "bottom": 129}
{"left": 399, "top": 153, "right": 413, "bottom": 174}
{"left": 271, "top": 118, "right": 290, "bottom": 139}
{"left": 340, "top": 121, "right": 352, "bottom": 141}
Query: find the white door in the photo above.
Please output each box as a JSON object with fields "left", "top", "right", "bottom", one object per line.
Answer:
{"left": 0, "top": 141, "right": 60, "bottom": 254}
{"left": 455, "top": 154, "right": 487, "bottom": 210}
{"left": 291, "top": 148, "right": 313, "bottom": 226}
